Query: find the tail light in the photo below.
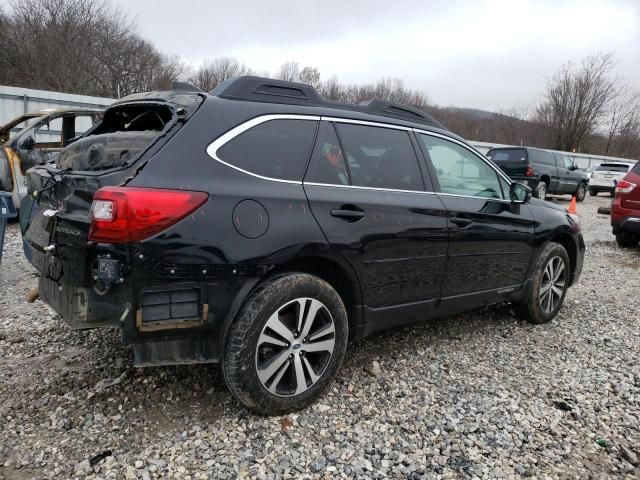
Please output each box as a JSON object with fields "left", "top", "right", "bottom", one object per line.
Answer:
{"left": 89, "top": 187, "right": 208, "bottom": 243}
{"left": 525, "top": 165, "right": 535, "bottom": 177}
{"left": 615, "top": 180, "right": 637, "bottom": 195}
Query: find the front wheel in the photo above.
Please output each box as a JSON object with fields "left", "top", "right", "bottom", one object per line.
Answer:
{"left": 575, "top": 183, "right": 587, "bottom": 202}
{"left": 513, "top": 243, "right": 570, "bottom": 324}
{"left": 534, "top": 181, "right": 547, "bottom": 201}
{"left": 223, "top": 273, "right": 348, "bottom": 415}
{"left": 616, "top": 232, "right": 639, "bottom": 248}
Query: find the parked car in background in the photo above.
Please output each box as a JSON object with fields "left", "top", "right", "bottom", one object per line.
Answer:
{"left": 582, "top": 165, "right": 597, "bottom": 180}
{"left": 611, "top": 161, "right": 640, "bottom": 247}
{"left": 486, "top": 147, "right": 589, "bottom": 202}
{"left": 21, "top": 77, "right": 585, "bottom": 414}
{"left": 0, "top": 109, "right": 103, "bottom": 208}
{"left": 589, "top": 162, "right": 635, "bottom": 197}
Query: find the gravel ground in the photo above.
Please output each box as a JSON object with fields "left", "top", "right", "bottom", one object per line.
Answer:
{"left": 1, "top": 194, "right": 639, "bottom": 480}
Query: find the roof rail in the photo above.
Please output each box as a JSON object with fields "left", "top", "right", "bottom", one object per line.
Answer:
{"left": 210, "top": 76, "right": 445, "bottom": 129}
{"left": 211, "top": 76, "right": 322, "bottom": 105}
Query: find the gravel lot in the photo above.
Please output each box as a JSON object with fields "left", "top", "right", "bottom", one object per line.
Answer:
{"left": 1, "top": 194, "right": 639, "bottom": 480}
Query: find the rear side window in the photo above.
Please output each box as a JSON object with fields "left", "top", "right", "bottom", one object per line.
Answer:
{"left": 632, "top": 162, "right": 640, "bottom": 174}
{"left": 532, "top": 150, "right": 555, "bottom": 166}
{"left": 334, "top": 123, "right": 423, "bottom": 191}
{"left": 487, "top": 148, "right": 527, "bottom": 162}
{"left": 596, "top": 163, "right": 630, "bottom": 173}
{"left": 305, "top": 123, "right": 349, "bottom": 186}
{"left": 217, "top": 119, "right": 317, "bottom": 181}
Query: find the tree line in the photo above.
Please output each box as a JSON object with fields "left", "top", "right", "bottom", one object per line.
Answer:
{"left": 1, "top": 0, "right": 638, "bottom": 159}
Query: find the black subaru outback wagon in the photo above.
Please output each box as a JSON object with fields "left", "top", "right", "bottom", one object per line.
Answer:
{"left": 21, "top": 77, "right": 585, "bottom": 415}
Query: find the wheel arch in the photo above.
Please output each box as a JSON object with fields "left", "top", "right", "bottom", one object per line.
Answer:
{"left": 268, "top": 256, "right": 363, "bottom": 338}
{"left": 219, "top": 255, "right": 364, "bottom": 351}
{"left": 549, "top": 232, "right": 578, "bottom": 285}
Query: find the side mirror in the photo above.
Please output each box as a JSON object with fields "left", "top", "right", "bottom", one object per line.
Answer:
{"left": 20, "top": 136, "right": 35, "bottom": 150}
{"left": 510, "top": 182, "right": 532, "bottom": 204}
{"left": 569, "top": 165, "right": 577, "bottom": 171}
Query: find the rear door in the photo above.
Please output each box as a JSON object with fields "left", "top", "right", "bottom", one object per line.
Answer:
{"left": 304, "top": 120, "right": 448, "bottom": 319}
{"left": 417, "top": 132, "right": 535, "bottom": 307}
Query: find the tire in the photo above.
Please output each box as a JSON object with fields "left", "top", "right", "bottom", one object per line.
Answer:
{"left": 513, "top": 243, "right": 570, "bottom": 324}
{"left": 223, "top": 273, "right": 348, "bottom": 415}
{"left": 616, "top": 232, "right": 639, "bottom": 248}
{"left": 534, "top": 181, "right": 547, "bottom": 201}
{"left": 575, "top": 182, "right": 587, "bottom": 202}
{"left": 589, "top": 188, "right": 598, "bottom": 196}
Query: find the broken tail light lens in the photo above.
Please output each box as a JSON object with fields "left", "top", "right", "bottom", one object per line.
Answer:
{"left": 89, "top": 187, "right": 208, "bottom": 243}
{"left": 615, "top": 180, "right": 637, "bottom": 194}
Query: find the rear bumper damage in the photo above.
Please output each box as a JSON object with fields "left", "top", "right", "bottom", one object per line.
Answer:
{"left": 32, "top": 241, "right": 272, "bottom": 366}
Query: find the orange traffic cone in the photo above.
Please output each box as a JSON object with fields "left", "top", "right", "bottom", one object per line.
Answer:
{"left": 568, "top": 196, "right": 577, "bottom": 214}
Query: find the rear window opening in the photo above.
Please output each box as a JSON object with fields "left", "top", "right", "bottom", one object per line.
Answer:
{"left": 487, "top": 148, "right": 527, "bottom": 162}
{"left": 56, "top": 104, "right": 174, "bottom": 171}
{"left": 596, "top": 163, "right": 631, "bottom": 173}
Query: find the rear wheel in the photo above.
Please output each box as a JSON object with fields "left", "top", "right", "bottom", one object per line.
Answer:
{"left": 616, "top": 232, "right": 639, "bottom": 248}
{"left": 589, "top": 188, "right": 598, "bottom": 196}
{"left": 223, "top": 273, "right": 348, "bottom": 415}
{"left": 513, "top": 243, "right": 570, "bottom": 324}
{"left": 534, "top": 181, "right": 547, "bottom": 201}
{"left": 575, "top": 182, "right": 587, "bottom": 202}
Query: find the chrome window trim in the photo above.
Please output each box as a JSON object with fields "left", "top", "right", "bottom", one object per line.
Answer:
{"left": 304, "top": 181, "right": 437, "bottom": 196}
{"left": 321, "top": 116, "right": 412, "bottom": 131}
{"left": 205, "top": 113, "right": 514, "bottom": 203}
{"left": 206, "top": 114, "right": 321, "bottom": 185}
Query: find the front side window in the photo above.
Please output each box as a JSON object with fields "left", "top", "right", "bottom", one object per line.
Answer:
{"left": 217, "top": 119, "right": 317, "bottom": 181}
{"left": 561, "top": 155, "right": 574, "bottom": 170}
{"left": 334, "top": 123, "right": 423, "bottom": 191}
{"left": 419, "top": 134, "right": 504, "bottom": 199}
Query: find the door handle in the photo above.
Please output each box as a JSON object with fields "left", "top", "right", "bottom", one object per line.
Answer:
{"left": 330, "top": 206, "right": 365, "bottom": 222}
{"left": 450, "top": 216, "right": 472, "bottom": 228}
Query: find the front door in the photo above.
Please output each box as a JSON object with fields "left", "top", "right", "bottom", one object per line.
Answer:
{"left": 416, "top": 132, "right": 535, "bottom": 305}
{"left": 304, "top": 121, "right": 448, "bottom": 323}
{"left": 555, "top": 153, "right": 579, "bottom": 194}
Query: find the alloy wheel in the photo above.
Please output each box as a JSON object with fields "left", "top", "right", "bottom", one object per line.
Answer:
{"left": 255, "top": 298, "right": 335, "bottom": 397}
{"left": 539, "top": 256, "right": 566, "bottom": 314}
{"left": 537, "top": 182, "right": 547, "bottom": 200}
{"left": 577, "top": 183, "right": 586, "bottom": 201}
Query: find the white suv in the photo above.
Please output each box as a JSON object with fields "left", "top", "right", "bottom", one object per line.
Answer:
{"left": 589, "top": 162, "right": 635, "bottom": 196}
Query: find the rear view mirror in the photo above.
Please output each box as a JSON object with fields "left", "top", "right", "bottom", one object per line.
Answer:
{"left": 510, "top": 182, "right": 531, "bottom": 204}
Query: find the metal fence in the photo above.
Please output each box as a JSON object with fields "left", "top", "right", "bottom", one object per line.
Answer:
{"left": 0, "top": 85, "right": 113, "bottom": 128}
{"left": 471, "top": 140, "right": 638, "bottom": 170}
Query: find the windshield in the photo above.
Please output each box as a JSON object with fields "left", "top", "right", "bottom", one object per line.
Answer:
{"left": 0, "top": 115, "right": 42, "bottom": 145}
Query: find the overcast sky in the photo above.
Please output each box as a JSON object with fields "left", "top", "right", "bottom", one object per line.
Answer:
{"left": 116, "top": 0, "right": 639, "bottom": 112}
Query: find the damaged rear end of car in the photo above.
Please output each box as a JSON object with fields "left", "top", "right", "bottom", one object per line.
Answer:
{"left": 21, "top": 87, "right": 209, "bottom": 363}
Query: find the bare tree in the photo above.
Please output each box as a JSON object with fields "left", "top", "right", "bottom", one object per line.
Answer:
{"left": 494, "top": 106, "right": 529, "bottom": 145}
{"left": 298, "top": 66, "right": 321, "bottom": 90}
{"left": 536, "top": 53, "right": 618, "bottom": 151}
{"left": 189, "top": 57, "right": 252, "bottom": 92}
{"left": 0, "top": 0, "right": 183, "bottom": 97}
{"left": 603, "top": 83, "right": 640, "bottom": 155}
{"left": 276, "top": 61, "right": 300, "bottom": 82}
